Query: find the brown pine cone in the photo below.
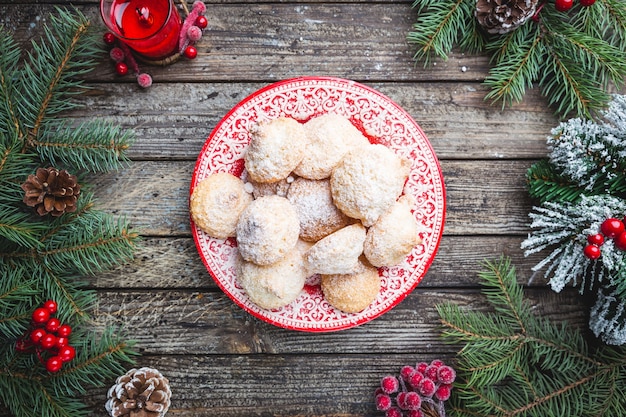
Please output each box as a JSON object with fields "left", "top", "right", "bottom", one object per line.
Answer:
{"left": 475, "top": 0, "right": 539, "bottom": 34}
{"left": 21, "top": 167, "right": 81, "bottom": 216}
{"left": 105, "top": 367, "right": 172, "bottom": 417}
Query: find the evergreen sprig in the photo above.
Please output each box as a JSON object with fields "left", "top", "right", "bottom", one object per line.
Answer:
{"left": 408, "top": 0, "right": 626, "bottom": 118}
{"left": 441, "top": 257, "right": 626, "bottom": 417}
{"left": 0, "top": 7, "right": 138, "bottom": 417}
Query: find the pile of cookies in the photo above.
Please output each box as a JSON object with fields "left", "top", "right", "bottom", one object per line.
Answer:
{"left": 190, "top": 114, "right": 421, "bottom": 314}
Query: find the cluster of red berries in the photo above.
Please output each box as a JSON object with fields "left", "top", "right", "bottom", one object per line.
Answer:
{"left": 555, "top": 0, "right": 595, "bottom": 12}
{"left": 15, "top": 300, "right": 76, "bottom": 373}
{"left": 583, "top": 217, "right": 626, "bottom": 260}
{"left": 375, "top": 360, "right": 456, "bottom": 417}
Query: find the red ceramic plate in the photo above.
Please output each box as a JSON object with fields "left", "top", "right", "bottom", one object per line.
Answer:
{"left": 190, "top": 77, "right": 446, "bottom": 332}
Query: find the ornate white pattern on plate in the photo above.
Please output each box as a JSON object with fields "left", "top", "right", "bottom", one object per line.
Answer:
{"left": 191, "top": 77, "right": 446, "bottom": 332}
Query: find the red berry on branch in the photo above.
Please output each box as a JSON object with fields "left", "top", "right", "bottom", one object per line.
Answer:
{"left": 404, "top": 391, "right": 422, "bottom": 410}
{"left": 615, "top": 231, "right": 626, "bottom": 251}
{"left": 587, "top": 233, "right": 604, "bottom": 246}
{"left": 184, "top": 45, "right": 198, "bottom": 59}
{"left": 583, "top": 244, "right": 601, "bottom": 260}
{"left": 555, "top": 0, "right": 574, "bottom": 12}
{"left": 424, "top": 365, "right": 439, "bottom": 380}
{"left": 601, "top": 218, "right": 625, "bottom": 238}
{"left": 42, "top": 300, "right": 57, "bottom": 314}
{"left": 45, "top": 317, "right": 60, "bottom": 333}
{"left": 418, "top": 378, "right": 436, "bottom": 397}
{"left": 400, "top": 365, "right": 415, "bottom": 382}
{"left": 437, "top": 365, "right": 457, "bottom": 384}
{"left": 385, "top": 408, "right": 402, "bottom": 417}
{"left": 39, "top": 333, "right": 57, "bottom": 350}
{"left": 56, "top": 324, "right": 72, "bottom": 338}
{"left": 30, "top": 328, "right": 46, "bottom": 344}
{"left": 375, "top": 394, "right": 392, "bottom": 411}
{"left": 415, "top": 362, "right": 428, "bottom": 374}
{"left": 32, "top": 307, "right": 50, "bottom": 325}
{"left": 430, "top": 359, "right": 444, "bottom": 368}
{"left": 408, "top": 370, "right": 424, "bottom": 388}
{"left": 103, "top": 32, "right": 116, "bottom": 45}
{"left": 396, "top": 392, "right": 407, "bottom": 410}
{"left": 435, "top": 384, "right": 452, "bottom": 401}
{"left": 110, "top": 47, "right": 125, "bottom": 63}
{"left": 580, "top": 0, "right": 596, "bottom": 6}
{"left": 195, "top": 15, "right": 208, "bottom": 29}
{"left": 115, "top": 62, "right": 129, "bottom": 76}
{"left": 45, "top": 356, "right": 63, "bottom": 373}
{"left": 58, "top": 345, "right": 76, "bottom": 362}
{"left": 55, "top": 336, "right": 69, "bottom": 349}
{"left": 380, "top": 375, "right": 399, "bottom": 394}
{"left": 407, "top": 410, "right": 424, "bottom": 417}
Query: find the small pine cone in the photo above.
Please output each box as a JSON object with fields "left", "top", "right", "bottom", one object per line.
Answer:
{"left": 475, "top": 0, "right": 539, "bottom": 34}
{"left": 105, "top": 367, "right": 172, "bottom": 417}
{"left": 21, "top": 167, "right": 81, "bottom": 216}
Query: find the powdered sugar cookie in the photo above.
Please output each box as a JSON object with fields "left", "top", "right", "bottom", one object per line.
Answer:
{"left": 304, "top": 223, "right": 366, "bottom": 275}
{"left": 321, "top": 259, "right": 381, "bottom": 313}
{"left": 190, "top": 172, "right": 253, "bottom": 239}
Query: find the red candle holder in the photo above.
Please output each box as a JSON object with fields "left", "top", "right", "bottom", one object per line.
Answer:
{"left": 100, "top": 0, "right": 182, "bottom": 60}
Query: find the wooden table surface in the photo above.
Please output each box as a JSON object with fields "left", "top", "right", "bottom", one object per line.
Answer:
{"left": 3, "top": 1, "right": 591, "bottom": 416}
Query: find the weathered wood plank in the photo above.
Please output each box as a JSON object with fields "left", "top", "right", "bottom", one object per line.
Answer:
{"left": 94, "top": 288, "right": 588, "bottom": 355}
{"left": 89, "top": 160, "right": 537, "bottom": 236}
{"left": 93, "top": 235, "right": 549, "bottom": 289}
{"left": 68, "top": 82, "right": 554, "bottom": 161}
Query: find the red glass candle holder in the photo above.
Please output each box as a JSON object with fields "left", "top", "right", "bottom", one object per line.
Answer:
{"left": 100, "top": 0, "right": 182, "bottom": 60}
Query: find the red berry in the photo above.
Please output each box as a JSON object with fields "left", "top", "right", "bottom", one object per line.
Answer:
{"left": 39, "top": 333, "right": 57, "bottom": 350}
{"left": 55, "top": 336, "right": 69, "bottom": 349}
{"left": 415, "top": 362, "right": 428, "bottom": 374}
{"left": 580, "top": 0, "right": 595, "bottom": 5}
{"left": 42, "top": 300, "right": 57, "bottom": 314}
{"left": 184, "top": 45, "right": 198, "bottom": 59}
{"left": 45, "top": 356, "right": 63, "bottom": 373}
{"left": 396, "top": 392, "right": 408, "bottom": 410}
{"left": 615, "top": 231, "right": 626, "bottom": 251}
{"left": 601, "top": 218, "right": 625, "bottom": 238}
{"left": 30, "top": 328, "right": 46, "bottom": 344}
{"left": 380, "top": 375, "right": 399, "bottom": 394}
{"left": 555, "top": 0, "right": 573, "bottom": 12}
{"left": 56, "top": 324, "right": 72, "bottom": 338}
{"left": 408, "top": 411, "right": 424, "bottom": 417}
{"left": 32, "top": 307, "right": 50, "bottom": 325}
{"left": 418, "top": 378, "right": 436, "bottom": 397}
{"left": 58, "top": 346, "right": 75, "bottom": 362}
{"left": 45, "top": 317, "right": 60, "bottom": 333}
{"left": 583, "top": 244, "right": 601, "bottom": 260}
{"left": 435, "top": 384, "right": 452, "bottom": 401}
{"left": 115, "top": 62, "right": 129, "bottom": 76}
{"left": 587, "top": 233, "right": 604, "bottom": 246}
{"left": 385, "top": 407, "right": 402, "bottom": 417}
{"left": 430, "top": 359, "right": 444, "bottom": 368}
{"left": 375, "top": 394, "right": 392, "bottom": 411}
{"left": 404, "top": 391, "right": 422, "bottom": 410}
{"left": 103, "top": 32, "right": 116, "bottom": 45}
{"left": 109, "top": 47, "right": 125, "bottom": 63}
{"left": 408, "top": 371, "right": 424, "bottom": 388}
{"left": 424, "top": 365, "right": 439, "bottom": 380}
{"left": 195, "top": 15, "right": 208, "bottom": 29}
{"left": 437, "top": 365, "right": 457, "bottom": 385}
{"left": 400, "top": 365, "right": 415, "bottom": 382}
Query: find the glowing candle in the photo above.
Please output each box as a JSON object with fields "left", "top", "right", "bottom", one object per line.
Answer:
{"left": 100, "top": 0, "right": 182, "bottom": 60}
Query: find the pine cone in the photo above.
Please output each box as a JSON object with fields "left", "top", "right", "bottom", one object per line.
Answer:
{"left": 21, "top": 167, "right": 81, "bottom": 216}
{"left": 105, "top": 367, "right": 172, "bottom": 417}
{"left": 475, "top": 0, "right": 539, "bottom": 35}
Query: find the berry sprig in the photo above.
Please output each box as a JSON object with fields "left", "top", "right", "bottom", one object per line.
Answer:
{"left": 555, "top": 0, "right": 596, "bottom": 12}
{"left": 583, "top": 217, "right": 626, "bottom": 260}
{"left": 374, "top": 360, "right": 456, "bottom": 417}
{"left": 15, "top": 300, "right": 76, "bottom": 373}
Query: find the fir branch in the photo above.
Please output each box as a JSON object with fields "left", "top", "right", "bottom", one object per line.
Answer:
{"left": 408, "top": 0, "right": 475, "bottom": 64}
{"left": 0, "top": 27, "right": 22, "bottom": 140}
{"left": 526, "top": 159, "right": 585, "bottom": 203}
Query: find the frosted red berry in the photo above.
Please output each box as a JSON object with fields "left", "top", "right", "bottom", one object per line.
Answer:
{"left": 42, "top": 300, "right": 57, "bottom": 314}
{"left": 56, "top": 324, "right": 72, "bottom": 338}
{"left": 430, "top": 359, "right": 444, "bottom": 368}
{"left": 424, "top": 365, "right": 439, "bottom": 380}
{"left": 601, "top": 218, "right": 625, "bottom": 238}
{"left": 45, "top": 317, "right": 60, "bottom": 333}
{"left": 404, "top": 391, "right": 422, "bottom": 410}
{"left": 103, "top": 32, "right": 116, "bottom": 45}
{"left": 187, "top": 25, "right": 203, "bottom": 42}
{"left": 137, "top": 73, "right": 153, "bottom": 88}
{"left": 437, "top": 365, "right": 456, "bottom": 384}
{"left": 30, "top": 328, "right": 46, "bottom": 344}
{"left": 435, "top": 384, "right": 452, "bottom": 401}
{"left": 396, "top": 392, "right": 407, "bottom": 410}
{"left": 58, "top": 345, "right": 76, "bottom": 362}
{"left": 555, "top": 0, "right": 573, "bottom": 12}
{"left": 115, "top": 62, "right": 129, "bottom": 76}
{"left": 418, "top": 378, "right": 436, "bottom": 397}
{"left": 615, "top": 231, "right": 626, "bottom": 251}
{"left": 45, "top": 356, "right": 63, "bottom": 373}
{"left": 184, "top": 45, "right": 198, "bottom": 59}
{"left": 32, "top": 307, "right": 50, "bottom": 325}
{"left": 375, "top": 394, "right": 392, "bottom": 411}
{"left": 583, "top": 244, "right": 601, "bottom": 260}
{"left": 408, "top": 370, "right": 424, "bottom": 388}
{"left": 109, "top": 47, "right": 125, "bottom": 63}
{"left": 195, "top": 15, "right": 208, "bottom": 29}
{"left": 385, "top": 407, "right": 402, "bottom": 417}
{"left": 408, "top": 410, "right": 423, "bottom": 417}
{"left": 415, "top": 362, "right": 428, "bottom": 374}
{"left": 381, "top": 375, "right": 400, "bottom": 394}
{"left": 580, "top": 0, "right": 595, "bottom": 5}
{"left": 39, "top": 333, "right": 57, "bottom": 350}
{"left": 400, "top": 365, "right": 415, "bottom": 381}
{"left": 587, "top": 233, "right": 604, "bottom": 246}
